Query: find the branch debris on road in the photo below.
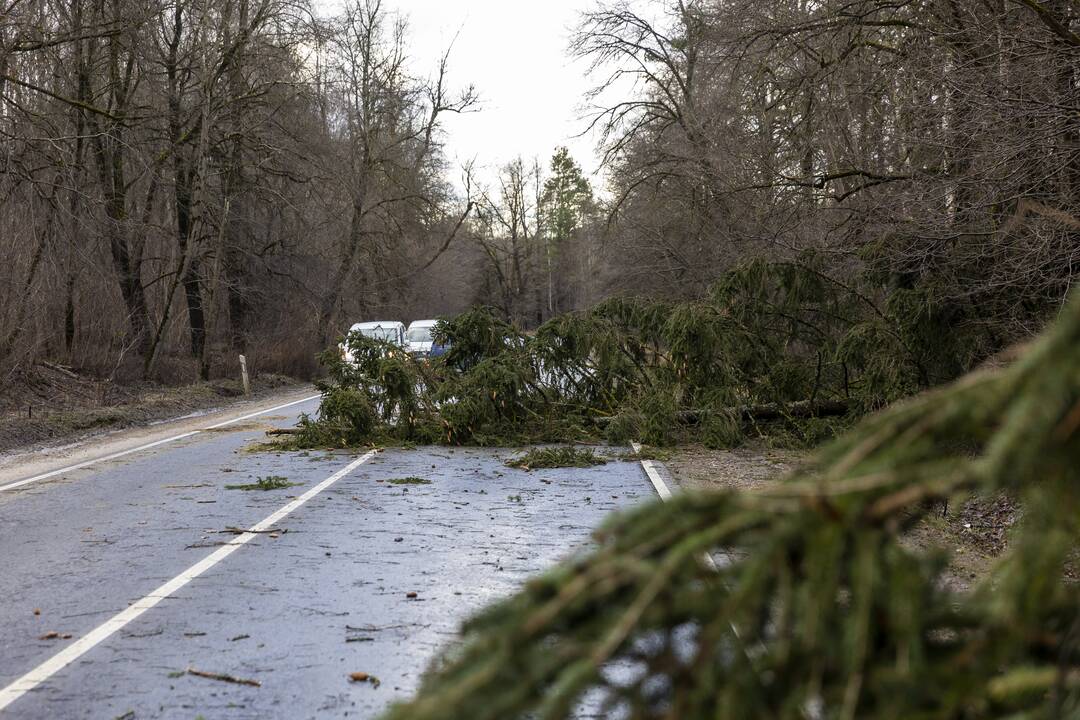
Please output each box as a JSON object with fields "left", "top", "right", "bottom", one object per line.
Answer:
{"left": 218, "top": 527, "right": 287, "bottom": 535}
{"left": 185, "top": 667, "right": 260, "bottom": 687}
{"left": 349, "top": 672, "right": 380, "bottom": 688}
{"left": 38, "top": 631, "right": 72, "bottom": 640}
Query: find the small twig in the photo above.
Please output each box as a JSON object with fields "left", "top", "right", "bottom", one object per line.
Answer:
{"left": 39, "top": 631, "right": 73, "bottom": 640}
{"left": 186, "top": 667, "right": 261, "bottom": 687}
{"left": 125, "top": 628, "right": 164, "bottom": 639}
{"left": 345, "top": 623, "right": 417, "bottom": 632}
{"left": 218, "top": 527, "right": 287, "bottom": 535}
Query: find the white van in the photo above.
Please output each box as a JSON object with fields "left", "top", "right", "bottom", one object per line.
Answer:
{"left": 341, "top": 321, "right": 406, "bottom": 363}
{"left": 406, "top": 319, "right": 439, "bottom": 356}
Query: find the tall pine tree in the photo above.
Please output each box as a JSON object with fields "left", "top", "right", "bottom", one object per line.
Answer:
{"left": 540, "top": 147, "right": 594, "bottom": 318}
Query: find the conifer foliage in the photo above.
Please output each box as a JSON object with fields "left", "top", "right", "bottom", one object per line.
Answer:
{"left": 379, "top": 292, "right": 1080, "bottom": 719}
{"left": 295, "top": 258, "right": 940, "bottom": 450}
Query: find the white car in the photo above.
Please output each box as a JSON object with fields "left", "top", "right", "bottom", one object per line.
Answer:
{"left": 406, "top": 319, "right": 439, "bottom": 356}
{"left": 341, "top": 321, "right": 406, "bottom": 363}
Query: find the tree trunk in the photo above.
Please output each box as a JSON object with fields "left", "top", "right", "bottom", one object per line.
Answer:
{"left": 83, "top": 0, "right": 152, "bottom": 363}
{"left": 183, "top": 259, "right": 207, "bottom": 375}
{"left": 318, "top": 199, "right": 365, "bottom": 344}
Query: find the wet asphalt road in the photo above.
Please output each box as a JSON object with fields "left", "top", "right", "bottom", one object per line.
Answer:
{"left": 0, "top": 397, "right": 653, "bottom": 718}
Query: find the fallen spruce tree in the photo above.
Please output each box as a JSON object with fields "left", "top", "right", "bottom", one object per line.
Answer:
{"left": 376, "top": 293, "right": 1080, "bottom": 718}
{"left": 288, "top": 258, "right": 958, "bottom": 450}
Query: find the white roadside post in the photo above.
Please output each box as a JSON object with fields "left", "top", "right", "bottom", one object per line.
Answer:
{"left": 239, "top": 354, "right": 251, "bottom": 395}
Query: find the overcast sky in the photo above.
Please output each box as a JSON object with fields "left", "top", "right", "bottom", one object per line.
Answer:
{"left": 318, "top": 0, "right": 607, "bottom": 191}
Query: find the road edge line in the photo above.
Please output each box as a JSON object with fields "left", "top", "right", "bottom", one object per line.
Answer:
{"left": 0, "top": 448, "right": 377, "bottom": 712}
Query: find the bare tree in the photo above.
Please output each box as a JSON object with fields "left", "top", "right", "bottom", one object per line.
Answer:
{"left": 577, "top": 0, "right": 1080, "bottom": 381}
{"left": 314, "top": 0, "right": 477, "bottom": 342}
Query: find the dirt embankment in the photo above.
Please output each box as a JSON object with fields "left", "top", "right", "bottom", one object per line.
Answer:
{"left": 665, "top": 443, "right": 1018, "bottom": 592}
{"left": 0, "top": 362, "right": 304, "bottom": 455}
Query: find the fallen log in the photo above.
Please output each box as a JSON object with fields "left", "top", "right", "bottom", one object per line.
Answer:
{"left": 595, "top": 399, "right": 849, "bottom": 426}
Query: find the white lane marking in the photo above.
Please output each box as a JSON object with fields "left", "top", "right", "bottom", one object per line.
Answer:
{"left": 0, "top": 394, "right": 321, "bottom": 493}
{"left": 0, "top": 448, "right": 377, "bottom": 712}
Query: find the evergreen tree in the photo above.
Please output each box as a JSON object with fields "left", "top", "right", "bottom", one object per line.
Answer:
{"left": 540, "top": 147, "right": 594, "bottom": 318}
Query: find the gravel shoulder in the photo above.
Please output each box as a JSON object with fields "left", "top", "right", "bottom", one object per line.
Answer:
{"left": 665, "top": 443, "right": 805, "bottom": 493}
{"left": 664, "top": 442, "right": 1013, "bottom": 593}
